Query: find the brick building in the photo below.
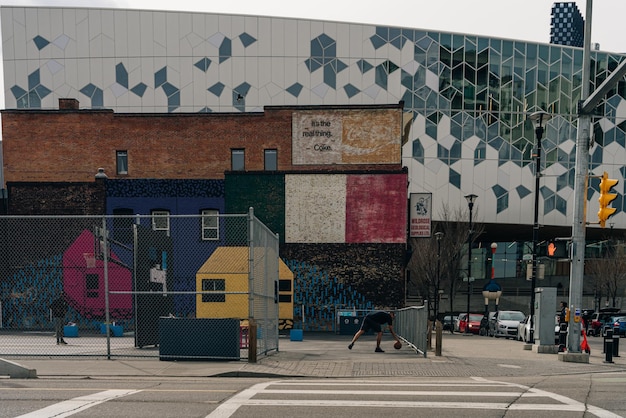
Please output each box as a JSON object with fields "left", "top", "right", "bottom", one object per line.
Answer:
{"left": 1, "top": 100, "right": 408, "bottom": 330}
{"left": 2, "top": 98, "right": 403, "bottom": 183}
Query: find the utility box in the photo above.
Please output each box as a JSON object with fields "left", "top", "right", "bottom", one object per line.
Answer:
{"left": 535, "top": 287, "right": 557, "bottom": 346}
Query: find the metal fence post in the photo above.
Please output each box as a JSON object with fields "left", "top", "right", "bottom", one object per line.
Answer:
{"left": 102, "top": 216, "right": 111, "bottom": 359}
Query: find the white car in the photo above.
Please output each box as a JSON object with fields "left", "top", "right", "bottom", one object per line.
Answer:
{"left": 489, "top": 310, "right": 526, "bottom": 339}
{"left": 517, "top": 315, "right": 532, "bottom": 342}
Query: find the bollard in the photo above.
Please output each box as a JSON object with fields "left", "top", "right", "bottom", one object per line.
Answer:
{"left": 435, "top": 320, "right": 442, "bottom": 357}
{"left": 604, "top": 328, "right": 614, "bottom": 364}
{"left": 248, "top": 319, "right": 257, "bottom": 364}
{"left": 613, "top": 326, "right": 620, "bottom": 357}
{"left": 559, "top": 323, "right": 568, "bottom": 346}
{"left": 427, "top": 320, "right": 433, "bottom": 350}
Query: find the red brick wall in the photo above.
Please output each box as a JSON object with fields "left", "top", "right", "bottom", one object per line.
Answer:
{"left": 2, "top": 104, "right": 403, "bottom": 183}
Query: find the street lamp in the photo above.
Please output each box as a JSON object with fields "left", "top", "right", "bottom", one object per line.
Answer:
{"left": 464, "top": 193, "right": 478, "bottom": 334}
{"left": 528, "top": 111, "right": 552, "bottom": 344}
{"left": 434, "top": 231, "right": 444, "bottom": 322}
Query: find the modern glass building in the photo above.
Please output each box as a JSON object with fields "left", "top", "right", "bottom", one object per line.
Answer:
{"left": 2, "top": 6, "right": 626, "bottom": 236}
{"left": 551, "top": 2, "right": 585, "bottom": 48}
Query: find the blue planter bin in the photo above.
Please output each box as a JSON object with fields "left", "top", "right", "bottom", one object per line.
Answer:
{"left": 63, "top": 325, "right": 78, "bottom": 338}
{"left": 100, "top": 323, "right": 124, "bottom": 337}
{"left": 290, "top": 329, "right": 303, "bottom": 341}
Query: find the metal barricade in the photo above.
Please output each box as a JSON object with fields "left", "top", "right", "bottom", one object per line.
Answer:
{"left": 394, "top": 305, "right": 428, "bottom": 357}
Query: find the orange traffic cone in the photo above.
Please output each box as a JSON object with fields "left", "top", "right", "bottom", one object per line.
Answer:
{"left": 581, "top": 329, "right": 591, "bottom": 354}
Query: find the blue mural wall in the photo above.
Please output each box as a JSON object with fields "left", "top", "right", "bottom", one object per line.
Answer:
{"left": 106, "top": 179, "right": 225, "bottom": 316}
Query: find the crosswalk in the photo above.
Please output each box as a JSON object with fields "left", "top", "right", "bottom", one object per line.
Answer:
{"left": 15, "top": 389, "right": 143, "bottom": 418}
{"left": 207, "top": 377, "right": 622, "bottom": 418}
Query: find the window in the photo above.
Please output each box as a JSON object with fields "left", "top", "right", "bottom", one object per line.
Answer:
{"left": 231, "top": 149, "right": 245, "bottom": 171}
{"left": 264, "top": 149, "right": 277, "bottom": 171}
{"left": 86, "top": 274, "right": 99, "bottom": 298}
{"left": 113, "top": 208, "right": 134, "bottom": 243}
{"left": 278, "top": 279, "right": 291, "bottom": 292}
{"left": 201, "top": 209, "right": 219, "bottom": 240}
{"left": 116, "top": 151, "right": 128, "bottom": 175}
{"left": 278, "top": 294, "right": 292, "bottom": 303}
{"left": 202, "top": 279, "right": 225, "bottom": 302}
{"left": 151, "top": 210, "right": 170, "bottom": 233}
{"left": 278, "top": 279, "right": 292, "bottom": 303}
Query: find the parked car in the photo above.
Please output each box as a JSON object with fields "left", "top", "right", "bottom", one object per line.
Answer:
{"left": 459, "top": 313, "right": 483, "bottom": 334}
{"left": 590, "top": 308, "right": 622, "bottom": 336}
{"left": 441, "top": 314, "right": 458, "bottom": 332}
{"left": 454, "top": 314, "right": 465, "bottom": 332}
{"left": 489, "top": 310, "right": 525, "bottom": 338}
{"left": 517, "top": 315, "right": 532, "bottom": 342}
{"left": 602, "top": 315, "right": 626, "bottom": 337}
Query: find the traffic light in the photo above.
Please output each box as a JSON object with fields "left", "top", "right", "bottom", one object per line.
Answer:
{"left": 598, "top": 171, "right": 619, "bottom": 228}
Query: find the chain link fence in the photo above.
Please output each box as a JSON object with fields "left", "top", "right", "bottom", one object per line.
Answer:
{"left": 0, "top": 209, "right": 281, "bottom": 361}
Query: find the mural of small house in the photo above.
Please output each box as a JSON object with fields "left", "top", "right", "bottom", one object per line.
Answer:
{"left": 62, "top": 230, "right": 133, "bottom": 319}
{"left": 196, "top": 246, "right": 294, "bottom": 329}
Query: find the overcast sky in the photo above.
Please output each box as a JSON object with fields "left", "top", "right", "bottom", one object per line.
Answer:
{"left": 5, "top": 0, "right": 626, "bottom": 53}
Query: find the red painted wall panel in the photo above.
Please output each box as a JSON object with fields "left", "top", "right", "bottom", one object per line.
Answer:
{"left": 345, "top": 174, "right": 407, "bottom": 243}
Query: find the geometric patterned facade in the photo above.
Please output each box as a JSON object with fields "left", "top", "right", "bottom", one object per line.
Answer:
{"left": 3, "top": 6, "right": 626, "bottom": 230}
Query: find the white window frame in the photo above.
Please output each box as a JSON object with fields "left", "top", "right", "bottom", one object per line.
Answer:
{"left": 151, "top": 210, "right": 170, "bottom": 233}
{"left": 231, "top": 149, "right": 245, "bottom": 171}
{"left": 116, "top": 150, "right": 128, "bottom": 175}
{"left": 201, "top": 209, "right": 219, "bottom": 240}
{"left": 264, "top": 149, "right": 277, "bottom": 171}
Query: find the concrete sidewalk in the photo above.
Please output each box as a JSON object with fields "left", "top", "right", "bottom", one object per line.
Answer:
{"left": 2, "top": 332, "right": 626, "bottom": 379}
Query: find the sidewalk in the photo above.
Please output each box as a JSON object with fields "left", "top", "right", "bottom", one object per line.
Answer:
{"left": 3, "top": 332, "right": 626, "bottom": 379}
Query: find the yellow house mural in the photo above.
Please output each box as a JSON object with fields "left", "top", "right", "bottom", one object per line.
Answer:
{"left": 195, "top": 247, "right": 294, "bottom": 329}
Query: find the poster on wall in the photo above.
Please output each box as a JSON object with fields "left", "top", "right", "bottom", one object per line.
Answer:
{"left": 291, "top": 109, "right": 401, "bottom": 165}
{"left": 409, "top": 193, "right": 432, "bottom": 238}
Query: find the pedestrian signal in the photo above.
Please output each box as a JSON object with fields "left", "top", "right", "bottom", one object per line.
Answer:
{"left": 598, "top": 171, "right": 618, "bottom": 228}
{"left": 546, "top": 240, "right": 568, "bottom": 258}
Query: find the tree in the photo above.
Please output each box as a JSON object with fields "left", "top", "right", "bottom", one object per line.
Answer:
{"left": 586, "top": 242, "right": 626, "bottom": 308}
{"left": 406, "top": 203, "right": 484, "bottom": 318}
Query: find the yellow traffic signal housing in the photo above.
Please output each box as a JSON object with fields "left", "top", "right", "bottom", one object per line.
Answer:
{"left": 598, "top": 171, "right": 618, "bottom": 228}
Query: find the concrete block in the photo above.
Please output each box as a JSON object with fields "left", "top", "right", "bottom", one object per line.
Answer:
{"left": 534, "top": 344, "right": 559, "bottom": 354}
{"left": 0, "top": 358, "right": 37, "bottom": 378}
{"left": 558, "top": 352, "right": 590, "bottom": 363}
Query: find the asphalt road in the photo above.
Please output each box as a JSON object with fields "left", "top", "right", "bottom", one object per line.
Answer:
{"left": 2, "top": 330, "right": 626, "bottom": 417}
{"left": 1, "top": 373, "right": 625, "bottom": 417}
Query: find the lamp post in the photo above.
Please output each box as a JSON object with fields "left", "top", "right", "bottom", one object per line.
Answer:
{"left": 528, "top": 111, "right": 551, "bottom": 344}
{"left": 434, "top": 231, "right": 444, "bottom": 322}
{"left": 464, "top": 194, "right": 477, "bottom": 334}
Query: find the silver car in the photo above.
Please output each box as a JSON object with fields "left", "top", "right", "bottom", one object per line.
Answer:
{"left": 489, "top": 310, "right": 526, "bottom": 339}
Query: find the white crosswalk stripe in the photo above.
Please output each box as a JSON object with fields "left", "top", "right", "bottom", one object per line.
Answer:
{"left": 207, "top": 377, "right": 622, "bottom": 418}
{"left": 15, "top": 389, "right": 143, "bottom": 418}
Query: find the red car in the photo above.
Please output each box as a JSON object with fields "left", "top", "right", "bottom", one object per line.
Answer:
{"left": 459, "top": 313, "right": 484, "bottom": 334}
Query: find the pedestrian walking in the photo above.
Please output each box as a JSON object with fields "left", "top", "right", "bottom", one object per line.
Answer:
{"left": 50, "top": 292, "right": 69, "bottom": 345}
{"left": 348, "top": 311, "right": 400, "bottom": 352}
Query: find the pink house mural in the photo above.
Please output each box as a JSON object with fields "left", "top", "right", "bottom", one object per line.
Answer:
{"left": 62, "top": 230, "right": 133, "bottom": 319}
